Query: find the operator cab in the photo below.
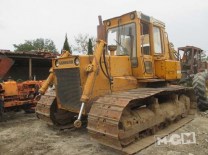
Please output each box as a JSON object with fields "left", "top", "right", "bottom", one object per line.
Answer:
{"left": 103, "top": 11, "right": 181, "bottom": 81}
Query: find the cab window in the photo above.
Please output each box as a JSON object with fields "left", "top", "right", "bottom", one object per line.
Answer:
{"left": 153, "top": 26, "right": 162, "bottom": 54}
{"left": 107, "top": 23, "right": 137, "bottom": 67}
{"left": 140, "top": 22, "right": 150, "bottom": 55}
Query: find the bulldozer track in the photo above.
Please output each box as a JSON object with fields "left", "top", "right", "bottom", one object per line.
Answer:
{"left": 36, "top": 85, "right": 195, "bottom": 154}
{"left": 36, "top": 90, "right": 77, "bottom": 129}
{"left": 88, "top": 85, "right": 195, "bottom": 154}
{"left": 36, "top": 93, "right": 55, "bottom": 126}
{"left": 36, "top": 90, "right": 58, "bottom": 125}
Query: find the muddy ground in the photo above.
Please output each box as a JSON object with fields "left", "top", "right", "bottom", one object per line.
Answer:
{"left": 0, "top": 111, "right": 208, "bottom": 155}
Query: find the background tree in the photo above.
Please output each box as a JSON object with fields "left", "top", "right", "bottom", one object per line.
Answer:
{"left": 87, "top": 39, "right": 93, "bottom": 55}
{"left": 73, "top": 33, "right": 96, "bottom": 54}
{"left": 62, "top": 34, "right": 71, "bottom": 54}
{"left": 13, "top": 38, "right": 57, "bottom": 52}
{"left": 13, "top": 40, "right": 34, "bottom": 52}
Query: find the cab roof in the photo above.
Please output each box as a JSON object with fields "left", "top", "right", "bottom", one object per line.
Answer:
{"left": 104, "top": 10, "right": 165, "bottom": 28}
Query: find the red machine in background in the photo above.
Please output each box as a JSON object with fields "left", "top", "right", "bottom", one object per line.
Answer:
{"left": 177, "top": 46, "right": 208, "bottom": 111}
{"left": 178, "top": 46, "right": 208, "bottom": 84}
{"left": 0, "top": 55, "right": 43, "bottom": 120}
{"left": 0, "top": 80, "right": 42, "bottom": 112}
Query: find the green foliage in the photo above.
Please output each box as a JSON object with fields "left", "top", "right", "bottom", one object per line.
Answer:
{"left": 13, "top": 38, "right": 57, "bottom": 52}
{"left": 62, "top": 34, "right": 71, "bottom": 54}
{"left": 13, "top": 40, "right": 34, "bottom": 52}
{"left": 87, "top": 39, "right": 93, "bottom": 55}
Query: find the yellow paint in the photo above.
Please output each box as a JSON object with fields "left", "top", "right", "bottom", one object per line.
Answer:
{"left": 112, "top": 76, "right": 137, "bottom": 92}
{"left": 44, "top": 11, "right": 183, "bottom": 113}
{"left": 155, "top": 60, "right": 181, "bottom": 80}
{"left": 109, "top": 56, "right": 132, "bottom": 77}
{"left": 81, "top": 40, "right": 106, "bottom": 102}
{"left": 176, "top": 62, "right": 182, "bottom": 79}
{"left": 2, "top": 81, "right": 18, "bottom": 96}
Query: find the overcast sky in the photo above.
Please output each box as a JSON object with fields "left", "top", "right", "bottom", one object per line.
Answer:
{"left": 0, "top": 0, "right": 208, "bottom": 52}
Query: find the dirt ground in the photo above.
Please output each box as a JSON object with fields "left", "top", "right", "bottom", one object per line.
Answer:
{"left": 0, "top": 111, "right": 208, "bottom": 155}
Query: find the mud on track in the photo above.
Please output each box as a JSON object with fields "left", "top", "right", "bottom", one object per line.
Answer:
{"left": 0, "top": 111, "right": 208, "bottom": 155}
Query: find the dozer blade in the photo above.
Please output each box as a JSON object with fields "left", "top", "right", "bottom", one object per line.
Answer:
{"left": 88, "top": 86, "right": 196, "bottom": 154}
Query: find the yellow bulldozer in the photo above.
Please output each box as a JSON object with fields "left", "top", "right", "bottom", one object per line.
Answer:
{"left": 36, "top": 11, "right": 196, "bottom": 154}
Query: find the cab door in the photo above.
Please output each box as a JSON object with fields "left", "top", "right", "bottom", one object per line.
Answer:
{"left": 140, "top": 22, "right": 154, "bottom": 78}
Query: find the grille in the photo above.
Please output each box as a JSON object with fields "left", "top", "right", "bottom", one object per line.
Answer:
{"left": 55, "top": 68, "right": 82, "bottom": 111}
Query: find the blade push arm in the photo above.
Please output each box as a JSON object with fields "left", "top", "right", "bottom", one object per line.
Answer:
{"left": 74, "top": 40, "right": 106, "bottom": 128}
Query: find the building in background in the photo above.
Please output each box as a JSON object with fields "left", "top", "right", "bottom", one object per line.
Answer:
{"left": 0, "top": 50, "right": 59, "bottom": 81}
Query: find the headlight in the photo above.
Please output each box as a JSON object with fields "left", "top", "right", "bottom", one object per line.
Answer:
{"left": 74, "top": 57, "right": 80, "bottom": 66}
{"left": 55, "top": 60, "right": 59, "bottom": 67}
